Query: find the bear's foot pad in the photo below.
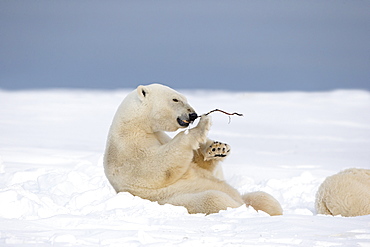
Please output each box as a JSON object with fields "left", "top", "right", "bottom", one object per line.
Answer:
{"left": 204, "top": 141, "right": 230, "bottom": 161}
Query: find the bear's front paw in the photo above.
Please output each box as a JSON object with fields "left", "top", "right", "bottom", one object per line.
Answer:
{"left": 204, "top": 141, "right": 231, "bottom": 161}
{"left": 190, "top": 115, "right": 211, "bottom": 144}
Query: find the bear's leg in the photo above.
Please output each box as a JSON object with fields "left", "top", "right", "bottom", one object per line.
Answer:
{"left": 193, "top": 139, "right": 230, "bottom": 179}
{"left": 165, "top": 190, "right": 243, "bottom": 214}
{"left": 315, "top": 198, "right": 333, "bottom": 216}
{"left": 315, "top": 186, "right": 334, "bottom": 215}
{"left": 202, "top": 140, "right": 231, "bottom": 161}
{"left": 242, "top": 191, "right": 283, "bottom": 216}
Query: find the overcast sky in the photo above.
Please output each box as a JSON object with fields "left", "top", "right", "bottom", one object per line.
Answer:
{"left": 1, "top": 0, "right": 369, "bottom": 91}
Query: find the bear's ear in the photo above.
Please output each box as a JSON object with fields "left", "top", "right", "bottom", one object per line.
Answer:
{"left": 137, "top": 85, "right": 148, "bottom": 101}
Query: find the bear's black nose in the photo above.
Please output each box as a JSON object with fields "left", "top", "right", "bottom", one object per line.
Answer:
{"left": 189, "top": 113, "right": 198, "bottom": 121}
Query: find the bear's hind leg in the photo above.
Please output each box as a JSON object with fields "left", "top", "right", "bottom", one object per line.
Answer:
{"left": 193, "top": 139, "right": 230, "bottom": 180}
{"left": 242, "top": 191, "right": 283, "bottom": 216}
{"left": 203, "top": 141, "right": 231, "bottom": 161}
{"left": 315, "top": 198, "right": 333, "bottom": 216}
{"left": 165, "top": 190, "right": 243, "bottom": 215}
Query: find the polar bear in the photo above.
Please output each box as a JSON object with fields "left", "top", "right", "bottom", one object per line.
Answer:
{"left": 315, "top": 168, "right": 370, "bottom": 217}
{"left": 104, "top": 83, "right": 283, "bottom": 215}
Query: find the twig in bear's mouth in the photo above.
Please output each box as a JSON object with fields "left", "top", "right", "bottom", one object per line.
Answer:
{"left": 184, "top": 109, "right": 243, "bottom": 125}
{"left": 198, "top": 109, "right": 243, "bottom": 124}
{"left": 204, "top": 109, "right": 243, "bottom": 117}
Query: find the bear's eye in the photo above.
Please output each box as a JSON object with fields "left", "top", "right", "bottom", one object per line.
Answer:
{"left": 172, "top": 99, "right": 179, "bottom": 102}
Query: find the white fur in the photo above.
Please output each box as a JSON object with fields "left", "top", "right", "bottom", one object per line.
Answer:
{"left": 104, "top": 83, "right": 283, "bottom": 215}
{"left": 315, "top": 168, "right": 370, "bottom": 217}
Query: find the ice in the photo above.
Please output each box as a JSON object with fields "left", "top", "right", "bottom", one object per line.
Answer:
{"left": 0, "top": 89, "right": 369, "bottom": 246}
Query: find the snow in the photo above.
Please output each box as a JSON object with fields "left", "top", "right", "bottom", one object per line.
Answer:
{"left": 0, "top": 89, "right": 369, "bottom": 246}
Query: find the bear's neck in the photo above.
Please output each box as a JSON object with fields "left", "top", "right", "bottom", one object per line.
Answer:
{"left": 112, "top": 93, "right": 154, "bottom": 134}
{"left": 113, "top": 113, "right": 154, "bottom": 136}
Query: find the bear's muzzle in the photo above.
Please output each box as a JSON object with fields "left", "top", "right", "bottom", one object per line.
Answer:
{"left": 177, "top": 112, "right": 198, "bottom": 127}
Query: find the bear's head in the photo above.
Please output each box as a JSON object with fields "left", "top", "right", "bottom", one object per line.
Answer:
{"left": 137, "top": 84, "right": 198, "bottom": 132}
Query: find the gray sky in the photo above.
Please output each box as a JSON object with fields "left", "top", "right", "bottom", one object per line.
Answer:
{"left": 1, "top": 0, "right": 369, "bottom": 91}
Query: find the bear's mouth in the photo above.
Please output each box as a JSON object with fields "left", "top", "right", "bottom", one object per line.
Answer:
{"left": 177, "top": 117, "right": 191, "bottom": 127}
{"left": 177, "top": 113, "right": 198, "bottom": 127}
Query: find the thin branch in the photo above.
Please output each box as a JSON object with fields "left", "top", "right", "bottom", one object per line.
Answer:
{"left": 198, "top": 109, "right": 243, "bottom": 124}
{"left": 204, "top": 109, "right": 243, "bottom": 117}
